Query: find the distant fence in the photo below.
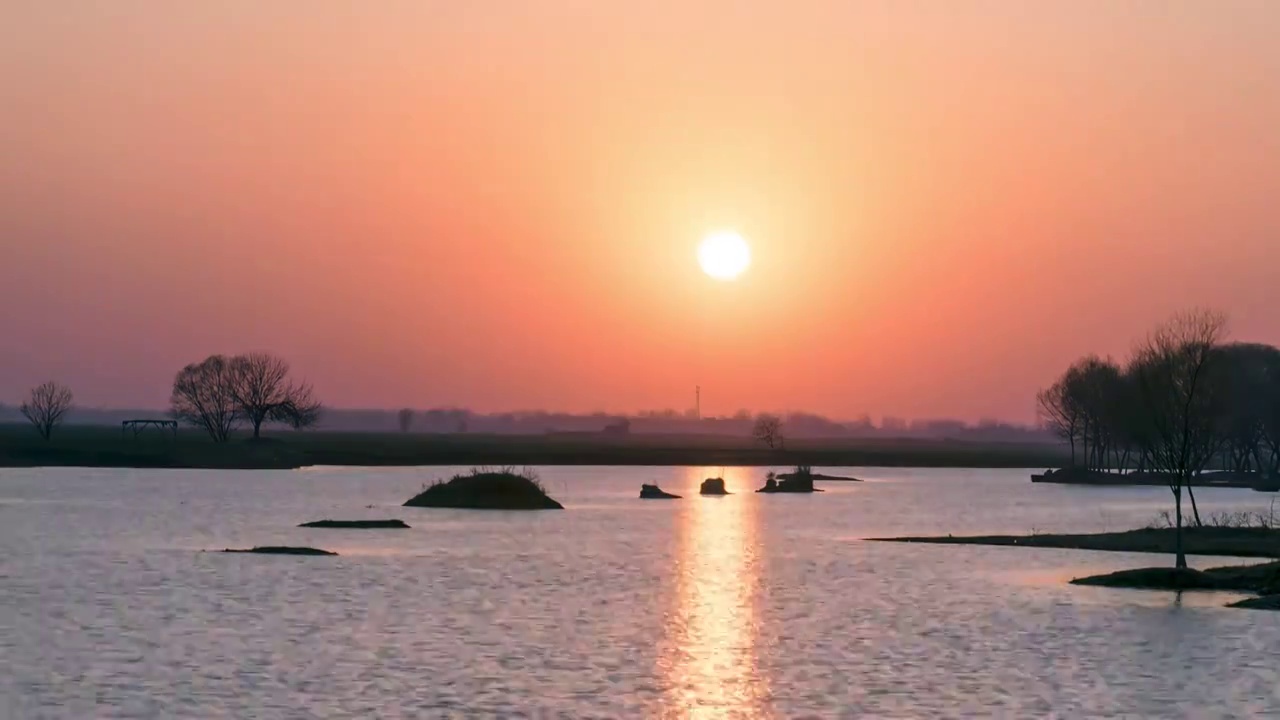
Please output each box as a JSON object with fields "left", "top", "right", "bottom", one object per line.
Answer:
{"left": 121, "top": 419, "right": 178, "bottom": 439}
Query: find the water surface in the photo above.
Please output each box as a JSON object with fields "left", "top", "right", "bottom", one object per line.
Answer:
{"left": 2, "top": 466, "right": 1279, "bottom": 718}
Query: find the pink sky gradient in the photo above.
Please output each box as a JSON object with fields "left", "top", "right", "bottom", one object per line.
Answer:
{"left": 2, "top": 2, "right": 1279, "bottom": 422}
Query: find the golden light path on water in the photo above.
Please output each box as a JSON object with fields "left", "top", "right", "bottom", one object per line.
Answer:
{"left": 660, "top": 467, "right": 769, "bottom": 719}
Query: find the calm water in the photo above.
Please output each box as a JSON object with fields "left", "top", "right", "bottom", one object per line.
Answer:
{"left": 2, "top": 466, "right": 1279, "bottom": 718}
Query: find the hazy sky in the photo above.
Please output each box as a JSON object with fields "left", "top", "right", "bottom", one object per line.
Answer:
{"left": 2, "top": 2, "right": 1279, "bottom": 421}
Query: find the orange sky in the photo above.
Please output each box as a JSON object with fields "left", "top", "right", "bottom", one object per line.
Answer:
{"left": 2, "top": 2, "right": 1279, "bottom": 422}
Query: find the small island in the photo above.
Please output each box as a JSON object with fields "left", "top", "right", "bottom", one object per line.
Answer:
{"left": 222, "top": 546, "right": 337, "bottom": 556}
{"left": 700, "top": 478, "right": 730, "bottom": 495}
{"left": 639, "top": 484, "right": 681, "bottom": 499}
{"left": 298, "top": 519, "right": 411, "bottom": 529}
{"left": 758, "top": 467, "right": 824, "bottom": 493}
{"left": 403, "top": 468, "right": 564, "bottom": 510}
{"left": 1071, "top": 561, "right": 1280, "bottom": 610}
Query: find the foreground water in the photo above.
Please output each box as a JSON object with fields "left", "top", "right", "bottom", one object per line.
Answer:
{"left": 2, "top": 466, "right": 1279, "bottom": 718}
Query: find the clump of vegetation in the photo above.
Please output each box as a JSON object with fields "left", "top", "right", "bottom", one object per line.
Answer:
{"left": 403, "top": 466, "right": 563, "bottom": 510}
{"left": 700, "top": 477, "right": 730, "bottom": 495}
{"left": 758, "top": 466, "right": 822, "bottom": 493}
{"left": 1146, "top": 500, "right": 1280, "bottom": 531}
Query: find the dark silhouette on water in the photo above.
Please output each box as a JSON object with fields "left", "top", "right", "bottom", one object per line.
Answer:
{"left": 700, "top": 477, "right": 729, "bottom": 495}
{"left": 639, "top": 484, "right": 680, "bottom": 499}
{"left": 758, "top": 466, "right": 823, "bottom": 493}
{"left": 1071, "top": 560, "right": 1280, "bottom": 611}
{"left": 299, "top": 519, "right": 410, "bottom": 529}
{"left": 403, "top": 468, "right": 564, "bottom": 510}
{"left": 222, "top": 546, "right": 337, "bottom": 555}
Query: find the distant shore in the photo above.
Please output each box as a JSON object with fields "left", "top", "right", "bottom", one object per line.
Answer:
{"left": 0, "top": 423, "right": 1071, "bottom": 470}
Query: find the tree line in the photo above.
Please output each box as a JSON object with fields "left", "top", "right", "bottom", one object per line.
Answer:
{"left": 9, "top": 353, "right": 321, "bottom": 442}
{"left": 1037, "top": 312, "right": 1280, "bottom": 477}
{"left": 170, "top": 353, "right": 321, "bottom": 441}
{"left": 1037, "top": 309, "right": 1280, "bottom": 568}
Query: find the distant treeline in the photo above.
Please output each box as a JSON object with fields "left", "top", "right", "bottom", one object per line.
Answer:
{"left": 0, "top": 404, "right": 1051, "bottom": 442}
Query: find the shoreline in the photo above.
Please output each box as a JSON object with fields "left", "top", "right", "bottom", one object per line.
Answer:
{"left": 869, "top": 527, "right": 1280, "bottom": 558}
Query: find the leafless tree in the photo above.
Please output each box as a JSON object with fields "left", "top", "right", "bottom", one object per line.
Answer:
{"left": 20, "top": 381, "right": 73, "bottom": 440}
{"left": 753, "top": 413, "right": 784, "bottom": 449}
{"left": 171, "top": 356, "right": 240, "bottom": 442}
{"left": 398, "top": 408, "right": 415, "bottom": 433}
{"left": 282, "top": 384, "right": 323, "bottom": 431}
{"left": 1129, "top": 309, "right": 1228, "bottom": 568}
{"left": 228, "top": 353, "right": 320, "bottom": 438}
{"left": 1038, "top": 375, "right": 1081, "bottom": 466}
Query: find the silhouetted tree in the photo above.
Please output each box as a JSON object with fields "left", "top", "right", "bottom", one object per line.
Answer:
{"left": 229, "top": 353, "right": 320, "bottom": 439}
{"left": 171, "top": 355, "right": 240, "bottom": 442}
{"left": 753, "top": 414, "right": 784, "bottom": 449}
{"left": 398, "top": 408, "right": 415, "bottom": 433}
{"left": 20, "top": 381, "right": 73, "bottom": 440}
{"left": 1213, "top": 343, "right": 1280, "bottom": 475}
{"left": 1129, "top": 309, "right": 1228, "bottom": 568}
{"left": 1262, "top": 353, "right": 1280, "bottom": 476}
{"left": 282, "top": 385, "right": 323, "bottom": 431}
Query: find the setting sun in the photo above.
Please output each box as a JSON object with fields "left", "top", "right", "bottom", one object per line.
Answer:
{"left": 697, "top": 231, "right": 752, "bottom": 280}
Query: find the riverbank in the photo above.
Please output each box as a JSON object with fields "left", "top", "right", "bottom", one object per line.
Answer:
{"left": 869, "top": 526, "right": 1280, "bottom": 558}
{"left": 0, "top": 423, "right": 1070, "bottom": 470}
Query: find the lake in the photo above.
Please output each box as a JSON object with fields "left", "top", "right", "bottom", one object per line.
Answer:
{"left": 2, "top": 466, "right": 1279, "bottom": 718}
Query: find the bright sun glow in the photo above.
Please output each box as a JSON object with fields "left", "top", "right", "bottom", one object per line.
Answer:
{"left": 697, "top": 231, "right": 751, "bottom": 280}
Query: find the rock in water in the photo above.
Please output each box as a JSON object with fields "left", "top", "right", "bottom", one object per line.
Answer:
{"left": 403, "top": 470, "right": 564, "bottom": 510}
{"left": 298, "top": 519, "right": 410, "bottom": 529}
{"left": 222, "top": 546, "right": 337, "bottom": 556}
{"left": 639, "top": 484, "right": 681, "bottom": 499}
{"left": 700, "top": 478, "right": 730, "bottom": 495}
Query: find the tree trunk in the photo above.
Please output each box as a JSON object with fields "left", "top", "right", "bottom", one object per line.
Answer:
{"left": 252, "top": 418, "right": 263, "bottom": 439}
{"left": 1186, "top": 478, "right": 1204, "bottom": 527}
{"left": 1174, "top": 483, "right": 1187, "bottom": 569}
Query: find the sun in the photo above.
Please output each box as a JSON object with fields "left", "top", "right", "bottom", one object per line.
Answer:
{"left": 697, "top": 231, "right": 751, "bottom": 280}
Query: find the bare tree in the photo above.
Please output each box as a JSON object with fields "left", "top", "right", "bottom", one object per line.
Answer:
{"left": 753, "top": 413, "right": 784, "bottom": 449}
{"left": 1129, "top": 309, "right": 1228, "bottom": 569}
{"left": 228, "top": 353, "right": 320, "bottom": 438}
{"left": 20, "top": 381, "right": 73, "bottom": 440}
{"left": 282, "top": 384, "right": 323, "bottom": 431}
{"left": 1038, "top": 375, "right": 1081, "bottom": 466}
{"left": 398, "top": 408, "right": 415, "bottom": 433}
{"left": 171, "top": 356, "right": 240, "bottom": 442}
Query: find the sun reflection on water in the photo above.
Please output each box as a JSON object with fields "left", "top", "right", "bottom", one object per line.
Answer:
{"left": 661, "top": 467, "right": 769, "bottom": 719}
